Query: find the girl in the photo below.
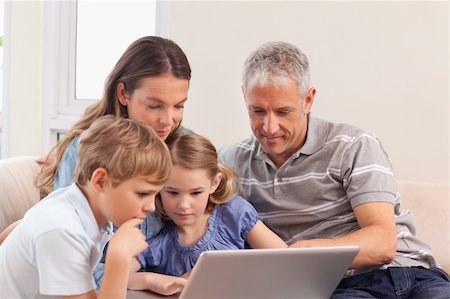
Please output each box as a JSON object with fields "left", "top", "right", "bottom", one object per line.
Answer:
{"left": 128, "top": 133, "right": 287, "bottom": 295}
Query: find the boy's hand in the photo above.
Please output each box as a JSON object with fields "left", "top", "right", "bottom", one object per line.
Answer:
{"left": 101, "top": 219, "right": 147, "bottom": 299}
{"left": 108, "top": 218, "right": 148, "bottom": 259}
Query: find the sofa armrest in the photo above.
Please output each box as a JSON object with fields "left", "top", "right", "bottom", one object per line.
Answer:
{"left": 397, "top": 180, "right": 449, "bottom": 273}
{"left": 0, "top": 156, "right": 42, "bottom": 232}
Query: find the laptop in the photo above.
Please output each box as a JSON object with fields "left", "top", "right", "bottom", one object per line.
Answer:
{"left": 177, "top": 246, "right": 359, "bottom": 299}
{"left": 127, "top": 246, "right": 359, "bottom": 299}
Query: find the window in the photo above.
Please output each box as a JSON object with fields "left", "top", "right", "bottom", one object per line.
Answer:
{"left": 42, "top": 0, "right": 167, "bottom": 151}
{"left": 76, "top": 1, "right": 157, "bottom": 100}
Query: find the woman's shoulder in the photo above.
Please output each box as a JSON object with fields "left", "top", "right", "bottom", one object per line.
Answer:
{"left": 180, "top": 126, "right": 193, "bottom": 134}
{"left": 66, "top": 134, "right": 81, "bottom": 147}
{"left": 62, "top": 135, "right": 81, "bottom": 157}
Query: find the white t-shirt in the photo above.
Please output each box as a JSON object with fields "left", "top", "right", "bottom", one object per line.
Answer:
{"left": 0, "top": 183, "right": 113, "bottom": 299}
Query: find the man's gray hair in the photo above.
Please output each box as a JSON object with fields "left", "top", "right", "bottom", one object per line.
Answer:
{"left": 242, "top": 41, "right": 310, "bottom": 97}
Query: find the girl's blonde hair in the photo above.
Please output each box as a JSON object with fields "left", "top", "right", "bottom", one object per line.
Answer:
{"left": 36, "top": 36, "right": 190, "bottom": 196}
{"left": 157, "top": 133, "right": 239, "bottom": 218}
{"left": 75, "top": 115, "right": 172, "bottom": 187}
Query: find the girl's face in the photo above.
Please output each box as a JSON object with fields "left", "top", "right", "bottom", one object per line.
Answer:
{"left": 160, "top": 165, "right": 221, "bottom": 230}
{"left": 117, "top": 74, "right": 189, "bottom": 140}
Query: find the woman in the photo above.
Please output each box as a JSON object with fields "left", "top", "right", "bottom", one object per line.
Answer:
{"left": 40, "top": 35, "right": 191, "bottom": 194}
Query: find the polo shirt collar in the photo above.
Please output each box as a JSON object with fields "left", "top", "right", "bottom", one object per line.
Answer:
{"left": 67, "top": 183, "right": 113, "bottom": 242}
{"left": 297, "top": 114, "right": 329, "bottom": 156}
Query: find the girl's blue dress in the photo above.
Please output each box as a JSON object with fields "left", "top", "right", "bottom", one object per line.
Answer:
{"left": 138, "top": 196, "right": 259, "bottom": 277}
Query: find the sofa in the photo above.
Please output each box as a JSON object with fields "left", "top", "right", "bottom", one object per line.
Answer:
{"left": 0, "top": 156, "right": 448, "bottom": 273}
{"left": 0, "top": 156, "right": 41, "bottom": 233}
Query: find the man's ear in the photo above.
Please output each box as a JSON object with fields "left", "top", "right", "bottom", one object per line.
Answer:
{"left": 209, "top": 172, "right": 223, "bottom": 194}
{"left": 303, "top": 87, "right": 316, "bottom": 114}
{"left": 116, "top": 82, "right": 129, "bottom": 106}
{"left": 91, "top": 167, "right": 109, "bottom": 193}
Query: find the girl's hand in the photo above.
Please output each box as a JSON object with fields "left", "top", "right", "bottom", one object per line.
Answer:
{"left": 150, "top": 274, "right": 187, "bottom": 296}
{"left": 128, "top": 272, "right": 187, "bottom": 296}
{"left": 181, "top": 271, "right": 191, "bottom": 279}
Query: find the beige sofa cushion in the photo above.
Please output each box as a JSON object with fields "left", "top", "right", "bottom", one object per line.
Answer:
{"left": 0, "top": 156, "right": 41, "bottom": 232}
{"left": 398, "top": 181, "right": 449, "bottom": 273}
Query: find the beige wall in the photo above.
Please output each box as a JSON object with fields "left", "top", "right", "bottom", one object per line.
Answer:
{"left": 5, "top": 1, "right": 449, "bottom": 184}
{"left": 3, "top": 1, "right": 43, "bottom": 157}
{"left": 169, "top": 1, "right": 449, "bottom": 184}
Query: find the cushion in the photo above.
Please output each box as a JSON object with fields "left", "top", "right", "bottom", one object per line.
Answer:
{"left": 398, "top": 181, "right": 449, "bottom": 273}
{"left": 0, "top": 156, "right": 41, "bottom": 231}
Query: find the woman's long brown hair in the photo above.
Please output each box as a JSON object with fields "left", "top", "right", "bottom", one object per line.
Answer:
{"left": 36, "top": 36, "right": 191, "bottom": 196}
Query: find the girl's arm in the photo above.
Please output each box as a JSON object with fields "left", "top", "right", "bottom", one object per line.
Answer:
{"left": 128, "top": 271, "right": 186, "bottom": 296}
{"left": 246, "top": 220, "right": 287, "bottom": 249}
{"left": 128, "top": 257, "right": 186, "bottom": 296}
{"left": 127, "top": 235, "right": 186, "bottom": 296}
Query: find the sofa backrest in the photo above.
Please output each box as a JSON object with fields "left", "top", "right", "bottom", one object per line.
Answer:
{"left": 0, "top": 159, "right": 448, "bottom": 274}
{"left": 397, "top": 180, "right": 449, "bottom": 273}
{"left": 0, "top": 156, "right": 41, "bottom": 232}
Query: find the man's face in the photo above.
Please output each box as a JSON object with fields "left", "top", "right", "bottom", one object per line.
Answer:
{"left": 243, "top": 78, "right": 315, "bottom": 167}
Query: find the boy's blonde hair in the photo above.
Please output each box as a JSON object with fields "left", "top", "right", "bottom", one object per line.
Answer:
{"left": 158, "top": 133, "right": 239, "bottom": 218}
{"left": 75, "top": 115, "right": 172, "bottom": 187}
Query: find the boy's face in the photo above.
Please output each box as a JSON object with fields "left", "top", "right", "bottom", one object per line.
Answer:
{"left": 100, "top": 176, "right": 163, "bottom": 227}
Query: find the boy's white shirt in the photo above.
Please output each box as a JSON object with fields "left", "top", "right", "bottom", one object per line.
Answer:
{"left": 0, "top": 183, "right": 113, "bottom": 299}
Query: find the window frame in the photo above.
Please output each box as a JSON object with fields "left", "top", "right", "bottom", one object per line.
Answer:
{"left": 41, "top": 1, "right": 168, "bottom": 152}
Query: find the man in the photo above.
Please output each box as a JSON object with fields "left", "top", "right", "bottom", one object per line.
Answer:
{"left": 219, "top": 41, "right": 450, "bottom": 298}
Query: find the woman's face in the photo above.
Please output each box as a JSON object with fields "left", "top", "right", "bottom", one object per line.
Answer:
{"left": 118, "top": 74, "right": 189, "bottom": 140}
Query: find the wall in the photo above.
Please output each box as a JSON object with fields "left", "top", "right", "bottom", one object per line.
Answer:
{"left": 2, "top": 1, "right": 43, "bottom": 157}
{"left": 169, "top": 1, "right": 449, "bottom": 184}
{"left": 5, "top": 1, "right": 449, "bottom": 184}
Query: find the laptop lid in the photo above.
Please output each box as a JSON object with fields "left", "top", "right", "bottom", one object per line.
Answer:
{"left": 179, "top": 246, "right": 359, "bottom": 299}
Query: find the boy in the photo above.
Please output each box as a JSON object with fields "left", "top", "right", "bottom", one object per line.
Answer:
{"left": 0, "top": 115, "right": 172, "bottom": 299}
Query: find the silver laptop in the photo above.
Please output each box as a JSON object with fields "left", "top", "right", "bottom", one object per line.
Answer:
{"left": 127, "top": 246, "right": 359, "bottom": 299}
{"left": 180, "top": 246, "right": 358, "bottom": 299}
